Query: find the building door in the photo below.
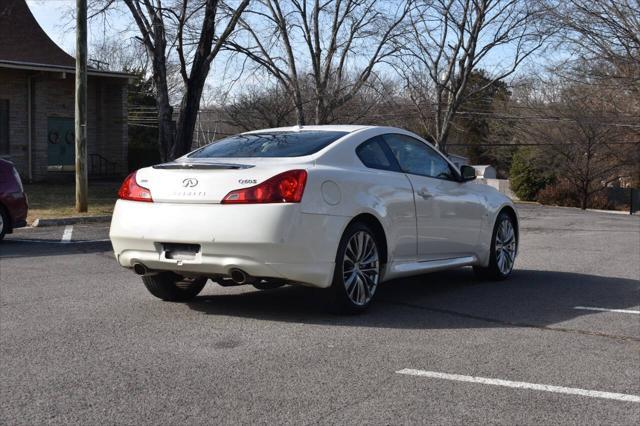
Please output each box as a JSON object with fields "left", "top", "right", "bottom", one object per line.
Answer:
{"left": 47, "top": 117, "right": 75, "bottom": 171}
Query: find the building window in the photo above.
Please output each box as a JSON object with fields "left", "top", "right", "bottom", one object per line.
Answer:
{"left": 0, "top": 100, "right": 8, "bottom": 155}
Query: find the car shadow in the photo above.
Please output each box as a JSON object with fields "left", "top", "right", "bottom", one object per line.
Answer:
{"left": 187, "top": 268, "right": 640, "bottom": 331}
{"left": 0, "top": 239, "right": 112, "bottom": 259}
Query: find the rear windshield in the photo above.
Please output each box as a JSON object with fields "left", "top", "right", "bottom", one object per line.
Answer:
{"left": 188, "top": 131, "right": 348, "bottom": 158}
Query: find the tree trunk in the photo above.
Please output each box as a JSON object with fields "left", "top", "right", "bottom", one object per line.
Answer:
{"left": 436, "top": 126, "right": 451, "bottom": 154}
{"left": 581, "top": 185, "right": 589, "bottom": 210}
{"left": 173, "top": 89, "right": 201, "bottom": 159}
{"left": 157, "top": 103, "right": 174, "bottom": 162}
{"left": 172, "top": 66, "right": 210, "bottom": 159}
{"left": 293, "top": 89, "right": 306, "bottom": 126}
{"left": 435, "top": 89, "right": 451, "bottom": 153}
{"left": 315, "top": 96, "right": 329, "bottom": 125}
{"left": 436, "top": 111, "right": 452, "bottom": 154}
{"left": 152, "top": 55, "right": 173, "bottom": 162}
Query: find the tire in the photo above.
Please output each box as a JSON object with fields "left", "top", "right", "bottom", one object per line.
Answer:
{"left": 474, "top": 211, "right": 517, "bottom": 280}
{"left": 142, "top": 272, "right": 207, "bottom": 301}
{"left": 330, "top": 222, "right": 382, "bottom": 314}
{"left": 0, "top": 207, "right": 8, "bottom": 241}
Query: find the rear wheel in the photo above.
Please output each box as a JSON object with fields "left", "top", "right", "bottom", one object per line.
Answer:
{"left": 330, "top": 222, "right": 381, "bottom": 314}
{"left": 142, "top": 272, "right": 207, "bottom": 301}
{"left": 0, "top": 207, "right": 8, "bottom": 241}
{"left": 474, "top": 211, "right": 517, "bottom": 280}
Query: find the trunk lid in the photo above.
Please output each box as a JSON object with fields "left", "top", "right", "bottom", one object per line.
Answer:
{"left": 136, "top": 158, "right": 309, "bottom": 204}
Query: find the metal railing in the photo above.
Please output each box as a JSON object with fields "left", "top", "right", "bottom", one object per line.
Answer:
{"left": 88, "top": 153, "right": 117, "bottom": 178}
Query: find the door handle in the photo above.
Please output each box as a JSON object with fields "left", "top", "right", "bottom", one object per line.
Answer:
{"left": 417, "top": 188, "right": 432, "bottom": 199}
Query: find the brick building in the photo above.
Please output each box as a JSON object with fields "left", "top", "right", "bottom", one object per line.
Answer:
{"left": 0, "top": 0, "right": 129, "bottom": 182}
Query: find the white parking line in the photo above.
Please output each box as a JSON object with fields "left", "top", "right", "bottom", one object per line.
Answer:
{"left": 61, "top": 226, "right": 74, "bottom": 243}
{"left": 6, "top": 238, "right": 110, "bottom": 244}
{"left": 574, "top": 306, "right": 640, "bottom": 315}
{"left": 396, "top": 369, "right": 640, "bottom": 403}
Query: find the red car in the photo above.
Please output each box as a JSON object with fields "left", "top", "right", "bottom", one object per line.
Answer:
{"left": 0, "top": 159, "right": 28, "bottom": 240}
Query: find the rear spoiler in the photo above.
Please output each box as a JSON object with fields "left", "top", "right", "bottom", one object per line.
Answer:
{"left": 153, "top": 162, "right": 253, "bottom": 170}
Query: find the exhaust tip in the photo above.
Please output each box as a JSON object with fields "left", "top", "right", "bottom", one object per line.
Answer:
{"left": 229, "top": 268, "right": 248, "bottom": 284}
{"left": 133, "top": 263, "right": 148, "bottom": 276}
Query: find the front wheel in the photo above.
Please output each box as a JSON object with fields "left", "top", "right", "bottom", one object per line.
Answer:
{"left": 330, "top": 222, "right": 381, "bottom": 314}
{"left": 474, "top": 211, "right": 517, "bottom": 280}
{"left": 142, "top": 272, "right": 207, "bottom": 301}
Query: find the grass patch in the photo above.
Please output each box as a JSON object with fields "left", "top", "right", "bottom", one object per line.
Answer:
{"left": 24, "top": 182, "right": 120, "bottom": 223}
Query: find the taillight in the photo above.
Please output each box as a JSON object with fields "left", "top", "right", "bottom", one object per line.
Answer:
{"left": 118, "top": 171, "right": 153, "bottom": 202}
{"left": 222, "top": 170, "right": 307, "bottom": 204}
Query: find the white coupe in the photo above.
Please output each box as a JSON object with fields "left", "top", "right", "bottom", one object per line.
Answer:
{"left": 110, "top": 125, "right": 518, "bottom": 312}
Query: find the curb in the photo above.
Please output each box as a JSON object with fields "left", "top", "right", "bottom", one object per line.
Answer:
{"left": 518, "top": 203, "right": 633, "bottom": 216}
{"left": 31, "top": 215, "right": 112, "bottom": 227}
{"left": 585, "top": 208, "right": 633, "bottom": 216}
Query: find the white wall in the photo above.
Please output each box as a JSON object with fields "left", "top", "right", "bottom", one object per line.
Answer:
{"left": 474, "top": 178, "right": 518, "bottom": 200}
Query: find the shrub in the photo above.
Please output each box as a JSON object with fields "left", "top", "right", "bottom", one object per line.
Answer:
{"left": 537, "top": 180, "right": 613, "bottom": 209}
{"left": 509, "top": 148, "right": 554, "bottom": 201}
{"left": 536, "top": 180, "right": 580, "bottom": 207}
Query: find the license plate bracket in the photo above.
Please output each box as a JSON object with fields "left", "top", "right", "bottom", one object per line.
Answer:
{"left": 162, "top": 243, "right": 201, "bottom": 260}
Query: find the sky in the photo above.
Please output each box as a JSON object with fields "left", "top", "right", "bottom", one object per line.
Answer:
{"left": 27, "top": 0, "right": 129, "bottom": 55}
{"left": 25, "top": 0, "right": 559, "bottom": 104}
{"left": 26, "top": 0, "right": 72, "bottom": 51}
{"left": 25, "top": 0, "right": 255, "bottom": 101}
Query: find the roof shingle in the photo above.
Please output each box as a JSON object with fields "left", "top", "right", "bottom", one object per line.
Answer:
{"left": 0, "top": 0, "right": 75, "bottom": 68}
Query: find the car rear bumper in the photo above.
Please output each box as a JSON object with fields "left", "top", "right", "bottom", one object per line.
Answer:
{"left": 12, "top": 219, "right": 27, "bottom": 229}
{"left": 1, "top": 191, "right": 28, "bottom": 232}
{"left": 109, "top": 200, "right": 347, "bottom": 288}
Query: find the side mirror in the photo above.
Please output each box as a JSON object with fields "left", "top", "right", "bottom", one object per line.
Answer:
{"left": 459, "top": 165, "right": 476, "bottom": 182}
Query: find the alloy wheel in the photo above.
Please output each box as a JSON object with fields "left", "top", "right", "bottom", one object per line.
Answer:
{"left": 342, "top": 231, "right": 380, "bottom": 306}
{"left": 495, "top": 218, "right": 517, "bottom": 275}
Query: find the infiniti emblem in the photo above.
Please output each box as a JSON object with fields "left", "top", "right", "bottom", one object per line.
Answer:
{"left": 182, "top": 178, "right": 198, "bottom": 188}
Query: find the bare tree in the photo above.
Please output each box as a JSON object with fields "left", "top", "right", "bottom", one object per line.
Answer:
{"left": 398, "top": 0, "right": 551, "bottom": 153}
{"left": 327, "top": 76, "right": 402, "bottom": 125}
{"left": 91, "top": 0, "right": 250, "bottom": 160}
{"left": 519, "top": 80, "right": 638, "bottom": 209}
{"left": 205, "top": 74, "right": 401, "bottom": 136}
{"left": 222, "top": 83, "right": 295, "bottom": 130}
{"left": 226, "top": 0, "right": 412, "bottom": 125}
{"left": 550, "top": 0, "right": 640, "bottom": 83}
{"left": 89, "top": 37, "right": 149, "bottom": 72}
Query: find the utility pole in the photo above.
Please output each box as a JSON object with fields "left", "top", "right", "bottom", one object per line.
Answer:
{"left": 75, "top": 0, "right": 88, "bottom": 212}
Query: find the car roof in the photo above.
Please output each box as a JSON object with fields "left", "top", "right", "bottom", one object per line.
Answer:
{"left": 0, "top": 158, "right": 15, "bottom": 168}
{"left": 242, "top": 124, "right": 377, "bottom": 134}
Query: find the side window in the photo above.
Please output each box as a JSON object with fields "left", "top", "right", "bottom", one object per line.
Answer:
{"left": 0, "top": 100, "right": 8, "bottom": 155}
{"left": 356, "top": 136, "right": 399, "bottom": 172}
{"left": 382, "top": 134, "right": 456, "bottom": 180}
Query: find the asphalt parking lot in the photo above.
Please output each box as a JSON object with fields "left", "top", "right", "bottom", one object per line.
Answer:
{"left": 1, "top": 204, "right": 639, "bottom": 425}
